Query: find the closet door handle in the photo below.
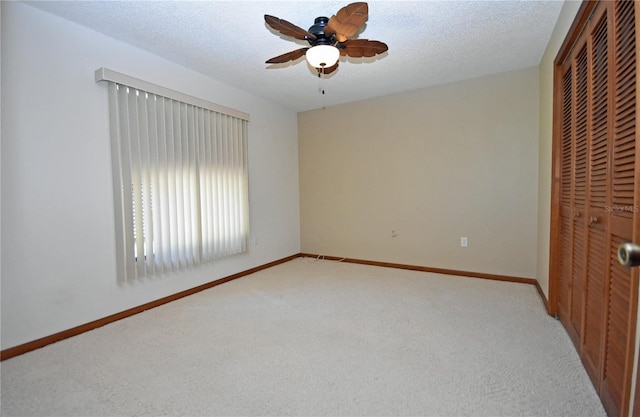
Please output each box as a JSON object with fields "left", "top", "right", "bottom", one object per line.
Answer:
{"left": 589, "top": 216, "right": 599, "bottom": 225}
{"left": 618, "top": 243, "right": 640, "bottom": 268}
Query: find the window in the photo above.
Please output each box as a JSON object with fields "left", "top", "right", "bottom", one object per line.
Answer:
{"left": 96, "top": 68, "right": 250, "bottom": 281}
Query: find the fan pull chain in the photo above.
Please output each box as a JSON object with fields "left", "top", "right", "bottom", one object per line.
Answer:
{"left": 318, "top": 68, "right": 326, "bottom": 109}
{"left": 317, "top": 68, "right": 326, "bottom": 95}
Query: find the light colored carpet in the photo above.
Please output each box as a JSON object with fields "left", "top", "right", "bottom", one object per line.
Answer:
{"left": 1, "top": 257, "right": 607, "bottom": 416}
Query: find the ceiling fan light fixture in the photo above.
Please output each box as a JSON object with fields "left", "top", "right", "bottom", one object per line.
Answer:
{"left": 305, "top": 45, "right": 340, "bottom": 69}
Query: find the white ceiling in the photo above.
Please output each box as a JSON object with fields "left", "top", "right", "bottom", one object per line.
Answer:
{"left": 25, "top": 0, "right": 567, "bottom": 112}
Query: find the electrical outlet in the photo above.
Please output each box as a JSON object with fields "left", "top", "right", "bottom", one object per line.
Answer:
{"left": 461, "top": 237, "right": 468, "bottom": 247}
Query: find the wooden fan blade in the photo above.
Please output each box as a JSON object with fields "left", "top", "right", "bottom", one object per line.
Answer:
{"left": 320, "top": 62, "right": 339, "bottom": 75}
{"left": 324, "top": 2, "right": 368, "bottom": 42}
{"left": 265, "top": 15, "right": 316, "bottom": 41}
{"left": 266, "top": 48, "right": 309, "bottom": 64}
{"left": 340, "top": 39, "right": 387, "bottom": 58}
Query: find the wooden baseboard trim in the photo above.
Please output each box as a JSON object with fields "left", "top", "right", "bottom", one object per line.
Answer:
{"left": 300, "top": 253, "right": 538, "bottom": 285}
{"left": 2, "top": 252, "right": 552, "bottom": 361}
{"left": 0, "top": 254, "right": 300, "bottom": 361}
{"left": 533, "top": 280, "right": 552, "bottom": 315}
{"left": 299, "top": 253, "right": 552, "bottom": 310}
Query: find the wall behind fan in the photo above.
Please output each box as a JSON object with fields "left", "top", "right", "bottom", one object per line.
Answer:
{"left": 298, "top": 66, "right": 539, "bottom": 279}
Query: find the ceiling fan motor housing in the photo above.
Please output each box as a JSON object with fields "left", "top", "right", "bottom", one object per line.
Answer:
{"left": 307, "top": 17, "right": 335, "bottom": 46}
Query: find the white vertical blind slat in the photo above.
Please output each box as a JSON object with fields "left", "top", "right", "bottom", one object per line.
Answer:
{"left": 156, "top": 96, "right": 172, "bottom": 271}
{"left": 221, "top": 115, "right": 230, "bottom": 256}
{"left": 108, "top": 84, "right": 127, "bottom": 282}
{"left": 223, "top": 116, "right": 233, "bottom": 252}
{"left": 242, "top": 120, "right": 249, "bottom": 252}
{"left": 138, "top": 91, "right": 155, "bottom": 275}
{"left": 172, "top": 102, "right": 186, "bottom": 267}
{"left": 116, "top": 86, "right": 137, "bottom": 281}
{"left": 236, "top": 120, "right": 245, "bottom": 252}
{"left": 188, "top": 104, "right": 200, "bottom": 264}
{"left": 127, "top": 89, "right": 144, "bottom": 278}
{"left": 231, "top": 118, "right": 240, "bottom": 251}
{"left": 165, "top": 98, "right": 180, "bottom": 269}
{"left": 203, "top": 110, "right": 212, "bottom": 260}
{"left": 182, "top": 102, "right": 194, "bottom": 266}
{"left": 215, "top": 112, "right": 224, "bottom": 259}
{"left": 148, "top": 94, "right": 163, "bottom": 273}
{"left": 178, "top": 102, "right": 190, "bottom": 266}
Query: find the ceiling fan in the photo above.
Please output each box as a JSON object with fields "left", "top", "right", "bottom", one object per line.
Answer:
{"left": 264, "top": 2, "right": 388, "bottom": 75}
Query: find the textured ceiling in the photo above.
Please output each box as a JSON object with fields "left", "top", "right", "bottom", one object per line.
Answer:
{"left": 25, "top": 0, "right": 566, "bottom": 112}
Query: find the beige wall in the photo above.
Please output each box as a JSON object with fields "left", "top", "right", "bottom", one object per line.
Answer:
{"left": 299, "top": 67, "right": 539, "bottom": 279}
{"left": 536, "top": 0, "right": 582, "bottom": 299}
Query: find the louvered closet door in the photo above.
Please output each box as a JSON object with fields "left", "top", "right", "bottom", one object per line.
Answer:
{"left": 558, "top": 62, "right": 575, "bottom": 338}
{"left": 554, "top": 1, "right": 639, "bottom": 416}
{"left": 582, "top": 6, "right": 609, "bottom": 390}
{"left": 557, "top": 41, "right": 589, "bottom": 350}
{"left": 600, "top": 1, "right": 637, "bottom": 415}
{"left": 574, "top": 42, "right": 590, "bottom": 346}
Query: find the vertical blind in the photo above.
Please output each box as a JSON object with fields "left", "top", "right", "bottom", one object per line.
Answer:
{"left": 97, "top": 69, "right": 250, "bottom": 282}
